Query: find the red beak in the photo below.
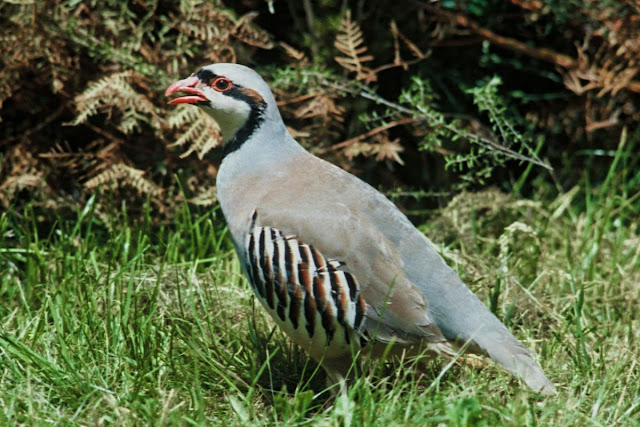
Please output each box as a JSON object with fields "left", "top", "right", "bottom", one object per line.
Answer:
{"left": 165, "top": 76, "right": 208, "bottom": 105}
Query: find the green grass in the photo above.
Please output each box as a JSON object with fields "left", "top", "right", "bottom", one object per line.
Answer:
{"left": 1, "top": 137, "right": 639, "bottom": 425}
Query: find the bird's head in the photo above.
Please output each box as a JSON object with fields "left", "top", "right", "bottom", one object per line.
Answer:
{"left": 165, "top": 63, "right": 279, "bottom": 148}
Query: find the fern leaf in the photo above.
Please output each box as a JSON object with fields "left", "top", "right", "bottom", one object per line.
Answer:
{"left": 334, "top": 10, "right": 376, "bottom": 82}
{"left": 167, "top": 105, "right": 200, "bottom": 129}
{"left": 167, "top": 106, "right": 222, "bottom": 159}
{"left": 231, "top": 12, "right": 273, "bottom": 49}
{"left": 70, "top": 71, "right": 160, "bottom": 134}
{"left": 374, "top": 137, "right": 405, "bottom": 165}
{"left": 279, "top": 41, "right": 306, "bottom": 62}
{"left": 84, "top": 163, "right": 161, "bottom": 196}
{"left": 189, "top": 185, "right": 218, "bottom": 206}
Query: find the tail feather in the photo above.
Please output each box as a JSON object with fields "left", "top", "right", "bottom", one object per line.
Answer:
{"left": 477, "top": 330, "right": 557, "bottom": 396}
{"left": 417, "top": 267, "right": 557, "bottom": 395}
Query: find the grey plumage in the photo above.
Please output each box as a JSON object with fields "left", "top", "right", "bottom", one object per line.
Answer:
{"left": 166, "top": 63, "right": 557, "bottom": 395}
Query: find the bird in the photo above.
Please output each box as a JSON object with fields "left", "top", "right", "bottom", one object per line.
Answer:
{"left": 165, "top": 63, "right": 557, "bottom": 396}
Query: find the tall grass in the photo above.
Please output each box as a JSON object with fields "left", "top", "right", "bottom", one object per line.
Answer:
{"left": 1, "top": 132, "right": 638, "bottom": 425}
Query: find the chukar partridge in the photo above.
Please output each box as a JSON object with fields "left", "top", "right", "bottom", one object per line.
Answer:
{"left": 165, "top": 63, "right": 557, "bottom": 395}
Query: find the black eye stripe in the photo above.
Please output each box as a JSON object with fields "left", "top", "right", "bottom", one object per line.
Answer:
{"left": 196, "top": 69, "right": 233, "bottom": 92}
{"left": 195, "top": 69, "right": 216, "bottom": 85}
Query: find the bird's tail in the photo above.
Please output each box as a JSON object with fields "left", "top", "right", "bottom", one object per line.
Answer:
{"left": 472, "top": 327, "right": 557, "bottom": 395}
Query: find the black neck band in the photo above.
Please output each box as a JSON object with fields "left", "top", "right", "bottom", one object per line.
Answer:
{"left": 223, "top": 96, "right": 266, "bottom": 157}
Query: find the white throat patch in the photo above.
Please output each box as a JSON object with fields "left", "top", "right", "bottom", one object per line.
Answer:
{"left": 203, "top": 95, "right": 252, "bottom": 142}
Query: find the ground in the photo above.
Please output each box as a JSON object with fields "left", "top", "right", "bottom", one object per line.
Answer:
{"left": 0, "top": 179, "right": 638, "bottom": 425}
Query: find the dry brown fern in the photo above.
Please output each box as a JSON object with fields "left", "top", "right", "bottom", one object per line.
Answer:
{"left": 231, "top": 12, "right": 274, "bottom": 49}
{"left": 0, "top": 145, "right": 51, "bottom": 209}
{"left": 334, "top": 10, "right": 377, "bottom": 83}
{"left": 0, "top": 1, "right": 279, "bottom": 218}
{"left": 343, "top": 131, "right": 405, "bottom": 165}
{"left": 40, "top": 139, "right": 120, "bottom": 183}
{"left": 372, "top": 134, "right": 405, "bottom": 165}
{"left": 292, "top": 94, "right": 345, "bottom": 125}
{"left": 84, "top": 163, "right": 161, "bottom": 197}
{"left": 274, "top": 88, "right": 347, "bottom": 154}
{"left": 279, "top": 41, "right": 307, "bottom": 64}
{"left": 178, "top": 5, "right": 238, "bottom": 63}
{"left": 563, "top": 37, "right": 639, "bottom": 98}
{"left": 167, "top": 105, "right": 222, "bottom": 159}
{"left": 177, "top": 5, "right": 272, "bottom": 64}
{"left": 70, "top": 71, "right": 161, "bottom": 134}
{"left": 188, "top": 185, "right": 218, "bottom": 206}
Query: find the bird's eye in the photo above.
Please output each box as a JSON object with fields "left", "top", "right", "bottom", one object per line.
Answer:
{"left": 212, "top": 77, "right": 232, "bottom": 92}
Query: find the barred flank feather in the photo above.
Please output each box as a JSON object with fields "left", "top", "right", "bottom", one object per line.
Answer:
{"left": 244, "top": 225, "right": 367, "bottom": 351}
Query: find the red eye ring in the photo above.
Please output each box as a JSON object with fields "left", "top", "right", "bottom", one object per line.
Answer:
{"left": 212, "top": 77, "right": 232, "bottom": 92}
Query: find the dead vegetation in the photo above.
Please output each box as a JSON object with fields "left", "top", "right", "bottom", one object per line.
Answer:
{"left": 0, "top": 1, "right": 638, "bottom": 222}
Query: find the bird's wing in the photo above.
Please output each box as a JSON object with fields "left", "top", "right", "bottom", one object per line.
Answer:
{"left": 253, "top": 200, "right": 448, "bottom": 346}
{"left": 306, "top": 158, "right": 558, "bottom": 395}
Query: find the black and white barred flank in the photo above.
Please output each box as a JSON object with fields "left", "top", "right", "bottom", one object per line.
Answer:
{"left": 244, "top": 224, "right": 367, "bottom": 351}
